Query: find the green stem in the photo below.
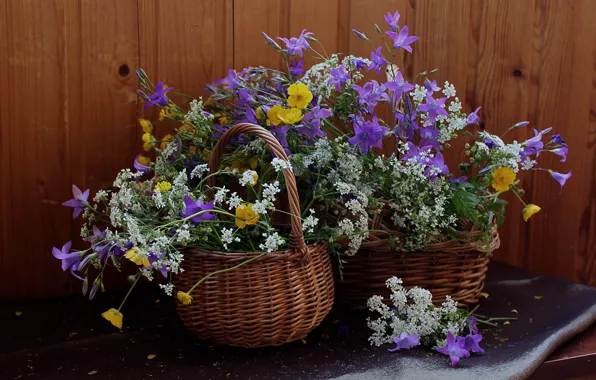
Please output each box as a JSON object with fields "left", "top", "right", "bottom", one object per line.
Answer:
{"left": 188, "top": 252, "right": 267, "bottom": 293}
{"left": 510, "top": 186, "right": 527, "bottom": 207}
{"left": 117, "top": 272, "right": 141, "bottom": 311}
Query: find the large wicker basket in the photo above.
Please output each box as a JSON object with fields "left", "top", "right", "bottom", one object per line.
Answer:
{"left": 174, "top": 123, "right": 334, "bottom": 348}
{"left": 337, "top": 203, "right": 500, "bottom": 307}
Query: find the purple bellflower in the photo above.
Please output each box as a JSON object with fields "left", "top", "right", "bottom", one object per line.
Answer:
{"left": 289, "top": 59, "right": 305, "bottom": 77}
{"left": 368, "top": 46, "right": 389, "bottom": 74}
{"left": 179, "top": 196, "right": 216, "bottom": 223}
{"left": 353, "top": 80, "right": 389, "bottom": 113}
{"left": 352, "top": 29, "right": 368, "bottom": 40}
{"left": 385, "top": 71, "right": 415, "bottom": 99}
{"left": 467, "top": 107, "right": 482, "bottom": 124}
{"left": 386, "top": 26, "right": 418, "bottom": 53}
{"left": 436, "top": 331, "right": 470, "bottom": 368}
{"left": 419, "top": 126, "right": 441, "bottom": 150}
{"left": 278, "top": 29, "right": 313, "bottom": 56}
{"left": 134, "top": 154, "right": 151, "bottom": 173}
{"left": 426, "top": 151, "right": 449, "bottom": 177}
{"left": 459, "top": 334, "right": 485, "bottom": 354}
{"left": 549, "top": 170, "right": 572, "bottom": 193}
{"left": 304, "top": 106, "right": 333, "bottom": 128}
{"left": 62, "top": 184, "right": 90, "bottom": 219}
{"left": 348, "top": 116, "right": 388, "bottom": 154}
{"left": 384, "top": 11, "right": 401, "bottom": 31}
{"left": 52, "top": 241, "right": 83, "bottom": 277}
{"left": 423, "top": 79, "right": 440, "bottom": 94}
{"left": 551, "top": 145, "right": 568, "bottom": 162}
{"left": 400, "top": 142, "right": 431, "bottom": 162}
{"left": 144, "top": 81, "right": 173, "bottom": 110}
{"left": 328, "top": 65, "right": 350, "bottom": 91}
{"left": 549, "top": 134, "right": 565, "bottom": 145}
{"left": 237, "top": 88, "right": 256, "bottom": 107}
{"left": 388, "top": 332, "right": 420, "bottom": 352}
{"left": 350, "top": 57, "right": 368, "bottom": 70}
{"left": 466, "top": 315, "right": 479, "bottom": 334}
{"left": 220, "top": 69, "right": 242, "bottom": 89}
{"left": 271, "top": 125, "right": 291, "bottom": 146}
{"left": 417, "top": 94, "right": 448, "bottom": 123}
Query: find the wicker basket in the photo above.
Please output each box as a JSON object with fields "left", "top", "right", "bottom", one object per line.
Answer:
{"left": 337, "top": 203, "right": 500, "bottom": 307}
{"left": 174, "top": 123, "right": 334, "bottom": 348}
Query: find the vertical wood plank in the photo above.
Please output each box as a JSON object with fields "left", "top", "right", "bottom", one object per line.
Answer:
{"left": 139, "top": 0, "right": 233, "bottom": 99}
{"left": 0, "top": 0, "right": 139, "bottom": 299}
{"left": 526, "top": 0, "right": 596, "bottom": 282}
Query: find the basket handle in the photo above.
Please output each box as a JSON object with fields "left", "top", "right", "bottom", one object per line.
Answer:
{"left": 208, "top": 123, "right": 309, "bottom": 258}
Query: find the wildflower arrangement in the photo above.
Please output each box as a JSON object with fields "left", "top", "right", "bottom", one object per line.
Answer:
{"left": 52, "top": 8, "right": 571, "bottom": 332}
{"left": 367, "top": 277, "right": 485, "bottom": 368}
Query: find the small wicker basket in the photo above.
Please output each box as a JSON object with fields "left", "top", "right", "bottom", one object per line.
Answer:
{"left": 174, "top": 123, "right": 334, "bottom": 348}
{"left": 337, "top": 203, "right": 500, "bottom": 307}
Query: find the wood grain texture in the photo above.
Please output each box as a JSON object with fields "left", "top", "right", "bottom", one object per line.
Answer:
{"left": 1, "top": 0, "right": 596, "bottom": 299}
{"left": 0, "top": 0, "right": 139, "bottom": 299}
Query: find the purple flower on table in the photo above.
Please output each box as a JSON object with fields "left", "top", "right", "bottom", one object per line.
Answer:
{"left": 385, "top": 71, "right": 415, "bottom": 100}
{"left": 304, "top": 106, "right": 333, "bottom": 128}
{"left": 289, "top": 59, "right": 305, "bottom": 77}
{"left": 424, "top": 79, "right": 440, "bottom": 94}
{"left": 52, "top": 241, "right": 83, "bottom": 277}
{"left": 417, "top": 94, "right": 448, "bottom": 124}
{"left": 549, "top": 134, "right": 565, "bottom": 145}
{"left": 436, "top": 331, "right": 470, "bottom": 368}
{"left": 179, "top": 196, "right": 216, "bottom": 223}
{"left": 278, "top": 29, "right": 313, "bottom": 57}
{"left": 388, "top": 332, "right": 420, "bottom": 352}
{"left": 143, "top": 81, "right": 173, "bottom": 110}
{"left": 551, "top": 145, "right": 568, "bottom": 162}
{"left": 367, "top": 46, "right": 388, "bottom": 75}
{"left": 419, "top": 126, "right": 441, "bottom": 150}
{"left": 352, "top": 29, "right": 368, "bottom": 40}
{"left": 466, "top": 315, "right": 479, "bottom": 334}
{"left": 134, "top": 154, "right": 151, "bottom": 173}
{"left": 348, "top": 116, "right": 388, "bottom": 154}
{"left": 237, "top": 88, "right": 255, "bottom": 107}
{"left": 271, "top": 125, "right": 291, "bottom": 147}
{"left": 458, "top": 334, "right": 485, "bottom": 354}
{"left": 220, "top": 69, "right": 242, "bottom": 89}
{"left": 467, "top": 107, "right": 482, "bottom": 124}
{"left": 328, "top": 65, "right": 350, "bottom": 91}
{"left": 350, "top": 57, "right": 368, "bottom": 70}
{"left": 62, "top": 185, "right": 90, "bottom": 219}
{"left": 384, "top": 10, "right": 401, "bottom": 31}
{"left": 353, "top": 80, "right": 389, "bottom": 113}
{"left": 386, "top": 26, "right": 419, "bottom": 53}
{"left": 548, "top": 170, "right": 572, "bottom": 193}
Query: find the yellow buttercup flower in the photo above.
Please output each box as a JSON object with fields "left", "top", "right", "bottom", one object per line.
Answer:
{"left": 256, "top": 107, "right": 265, "bottom": 120}
{"left": 160, "top": 134, "right": 174, "bottom": 151}
{"left": 523, "top": 204, "right": 541, "bottom": 222}
{"left": 235, "top": 203, "right": 260, "bottom": 229}
{"left": 287, "top": 83, "right": 313, "bottom": 109}
{"left": 249, "top": 157, "right": 258, "bottom": 170}
{"left": 204, "top": 96, "right": 215, "bottom": 107}
{"left": 267, "top": 104, "right": 283, "bottom": 126}
{"left": 491, "top": 167, "right": 516, "bottom": 192}
{"left": 139, "top": 118, "right": 153, "bottom": 133}
{"left": 177, "top": 291, "right": 193, "bottom": 305}
{"left": 138, "top": 155, "right": 151, "bottom": 166}
{"left": 142, "top": 133, "right": 155, "bottom": 152}
{"left": 158, "top": 105, "right": 176, "bottom": 121}
{"left": 154, "top": 181, "right": 172, "bottom": 193}
{"left": 101, "top": 308, "right": 123, "bottom": 329}
{"left": 219, "top": 116, "right": 229, "bottom": 125}
{"left": 278, "top": 108, "right": 303, "bottom": 125}
{"left": 124, "top": 247, "right": 150, "bottom": 267}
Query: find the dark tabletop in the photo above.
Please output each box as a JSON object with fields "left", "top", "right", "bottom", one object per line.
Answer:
{"left": 1, "top": 261, "right": 595, "bottom": 380}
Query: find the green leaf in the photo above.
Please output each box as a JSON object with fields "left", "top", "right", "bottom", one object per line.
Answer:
{"left": 452, "top": 187, "right": 480, "bottom": 221}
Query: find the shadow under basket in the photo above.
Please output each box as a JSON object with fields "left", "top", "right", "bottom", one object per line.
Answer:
{"left": 337, "top": 227, "right": 500, "bottom": 308}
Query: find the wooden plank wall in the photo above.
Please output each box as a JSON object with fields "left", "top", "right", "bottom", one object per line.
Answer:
{"left": 1, "top": 0, "right": 595, "bottom": 299}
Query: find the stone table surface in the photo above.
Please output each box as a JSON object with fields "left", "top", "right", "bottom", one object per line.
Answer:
{"left": 1, "top": 262, "right": 595, "bottom": 380}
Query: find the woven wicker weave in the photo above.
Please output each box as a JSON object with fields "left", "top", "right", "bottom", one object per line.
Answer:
{"left": 174, "top": 123, "right": 335, "bottom": 348}
{"left": 337, "top": 203, "right": 500, "bottom": 307}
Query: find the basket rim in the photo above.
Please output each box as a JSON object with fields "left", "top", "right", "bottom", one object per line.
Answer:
{"left": 183, "top": 241, "right": 328, "bottom": 262}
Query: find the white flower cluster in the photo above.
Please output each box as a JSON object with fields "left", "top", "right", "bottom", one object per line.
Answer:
{"left": 367, "top": 276, "right": 464, "bottom": 347}
{"left": 185, "top": 98, "right": 214, "bottom": 129}
{"left": 300, "top": 54, "right": 370, "bottom": 99}
{"left": 259, "top": 231, "right": 285, "bottom": 253}
{"left": 302, "top": 209, "right": 319, "bottom": 233}
{"left": 190, "top": 163, "right": 209, "bottom": 179}
{"left": 271, "top": 158, "right": 292, "bottom": 172}
{"left": 239, "top": 170, "right": 258, "bottom": 186}
{"left": 221, "top": 227, "right": 241, "bottom": 250}
{"left": 474, "top": 132, "right": 523, "bottom": 172}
